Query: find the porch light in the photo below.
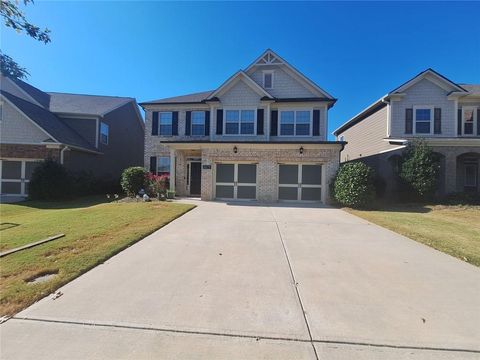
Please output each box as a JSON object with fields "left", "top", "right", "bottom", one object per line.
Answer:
{"left": 233, "top": 146, "right": 238, "bottom": 154}
{"left": 299, "top": 146, "right": 304, "bottom": 155}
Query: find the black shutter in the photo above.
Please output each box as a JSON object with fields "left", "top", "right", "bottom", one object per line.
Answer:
{"left": 216, "top": 109, "right": 223, "bottom": 135}
{"left": 152, "top": 112, "right": 159, "bottom": 135}
{"left": 270, "top": 110, "right": 278, "bottom": 136}
{"left": 205, "top": 111, "right": 210, "bottom": 136}
{"left": 172, "top": 112, "right": 179, "bottom": 135}
{"left": 313, "top": 110, "right": 320, "bottom": 136}
{"left": 458, "top": 108, "right": 462, "bottom": 135}
{"left": 257, "top": 109, "right": 264, "bottom": 135}
{"left": 185, "top": 111, "right": 191, "bottom": 136}
{"left": 434, "top": 108, "right": 441, "bottom": 134}
{"left": 405, "top": 108, "right": 413, "bottom": 134}
{"left": 477, "top": 109, "right": 480, "bottom": 136}
{"left": 149, "top": 156, "right": 157, "bottom": 174}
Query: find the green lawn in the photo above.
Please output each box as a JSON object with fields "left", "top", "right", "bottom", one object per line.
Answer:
{"left": 348, "top": 204, "right": 480, "bottom": 267}
{"left": 0, "top": 197, "right": 194, "bottom": 316}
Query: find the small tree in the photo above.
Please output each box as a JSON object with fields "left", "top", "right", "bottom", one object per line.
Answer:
{"left": 29, "top": 159, "right": 72, "bottom": 200}
{"left": 400, "top": 139, "right": 440, "bottom": 197}
{"left": 333, "top": 162, "right": 376, "bottom": 208}
{"left": 146, "top": 173, "right": 169, "bottom": 197}
{"left": 120, "top": 167, "right": 147, "bottom": 196}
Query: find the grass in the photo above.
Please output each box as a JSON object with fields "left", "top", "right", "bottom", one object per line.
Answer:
{"left": 347, "top": 203, "right": 480, "bottom": 267}
{"left": 0, "top": 197, "right": 194, "bottom": 316}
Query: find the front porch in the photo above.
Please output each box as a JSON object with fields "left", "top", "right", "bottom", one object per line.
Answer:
{"left": 439, "top": 147, "right": 480, "bottom": 194}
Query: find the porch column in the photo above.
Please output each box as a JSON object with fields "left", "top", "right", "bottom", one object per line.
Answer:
{"left": 169, "top": 149, "right": 176, "bottom": 192}
{"left": 444, "top": 151, "right": 457, "bottom": 194}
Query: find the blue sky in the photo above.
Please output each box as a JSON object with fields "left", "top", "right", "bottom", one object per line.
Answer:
{"left": 2, "top": 1, "right": 479, "bottom": 139}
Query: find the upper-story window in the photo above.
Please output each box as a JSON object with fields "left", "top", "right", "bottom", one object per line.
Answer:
{"left": 279, "top": 110, "right": 311, "bottom": 136}
{"left": 191, "top": 111, "right": 205, "bottom": 136}
{"left": 263, "top": 71, "right": 274, "bottom": 89}
{"left": 225, "top": 110, "right": 255, "bottom": 135}
{"left": 159, "top": 112, "right": 173, "bottom": 136}
{"left": 414, "top": 106, "right": 433, "bottom": 134}
{"left": 100, "top": 122, "right": 109, "bottom": 144}
{"left": 462, "top": 107, "right": 476, "bottom": 135}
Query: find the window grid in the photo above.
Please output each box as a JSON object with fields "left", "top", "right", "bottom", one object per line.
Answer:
{"left": 191, "top": 111, "right": 205, "bottom": 136}
{"left": 159, "top": 112, "right": 173, "bottom": 136}
{"left": 225, "top": 110, "right": 255, "bottom": 135}
{"left": 414, "top": 108, "right": 432, "bottom": 134}
{"left": 279, "top": 110, "right": 311, "bottom": 136}
{"left": 100, "top": 122, "right": 109, "bottom": 145}
{"left": 157, "top": 157, "right": 170, "bottom": 175}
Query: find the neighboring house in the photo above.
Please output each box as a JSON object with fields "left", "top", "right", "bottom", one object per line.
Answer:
{"left": 141, "top": 49, "right": 344, "bottom": 203}
{"left": 334, "top": 69, "right": 480, "bottom": 196}
{"left": 0, "top": 75, "right": 144, "bottom": 197}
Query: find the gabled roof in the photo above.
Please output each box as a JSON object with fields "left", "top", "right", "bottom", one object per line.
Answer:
{"left": 245, "top": 49, "right": 335, "bottom": 99}
{"left": 206, "top": 70, "right": 274, "bottom": 100}
{"left": 390, "top": 68, "right": 468, "bottom": 94}
{"left": 1, "top": 91, "right": 97, "bottom": 151}
{"left": 139, "top": 90, "right": 214, "bottom": 105}
{"left": 9, "top": 77, "right": 51, "bottom": 108}
{"left": 460, "top": 84, "right": 480, "bottom": 95}
{"left": 47, "top": 92, "right": 134, "bottom": 116}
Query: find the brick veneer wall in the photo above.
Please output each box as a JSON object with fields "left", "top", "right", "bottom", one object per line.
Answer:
{"left": 0, "top": 144, "right": 61, "bottom": 160}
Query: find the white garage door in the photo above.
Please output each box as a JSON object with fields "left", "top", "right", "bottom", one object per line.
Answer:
{"left": 278, "top": 163, "right": 323, "bottom": 202}
{"left": 215, "top": 163, "right": 257, "bottom": 200}
{"left": 0, "top": 159, "right": 41, "bottom": 196}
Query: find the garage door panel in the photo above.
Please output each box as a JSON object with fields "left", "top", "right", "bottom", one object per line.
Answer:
{"left": 279, "top": 165, "right": 298, "bottom": 184}
{"left": 216, "top": 185, "right": 234, "bottom": 199}
{"left": 216, "top": 164, "right": 235, "bottom": 183}
{"left": 279, "top": 187, "right": 298, "bottom": 200}
{"left": 2, "top": 182, "right": 21, "bottom": 194}
{"left": 237, "top": 186, "right": 256, "bottom": 200}
{"left": 301, "top": 187, "right": 322, "bottom": 201}
{"left": 2, "top": 161, "right": 22, "bottom": 179}
{"left": 302, "top": 165, "right": 322, "bottom": 185}
{"left": 237, "top": 164, "right": 256, "bottom": 184}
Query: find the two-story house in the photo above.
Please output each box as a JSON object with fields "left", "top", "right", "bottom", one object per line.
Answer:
{"left": 141, "top": 50, "right": 344, "bottom": 203}
{"left": 334, "top": 69, "right": 480, "bottom": 196}
{"left": 0, "top": 75, "right": 144, "bottom": 197}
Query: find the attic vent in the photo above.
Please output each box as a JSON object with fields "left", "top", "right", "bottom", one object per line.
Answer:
{"left": 258, "top": 52, "right": 283, "bottom": 65}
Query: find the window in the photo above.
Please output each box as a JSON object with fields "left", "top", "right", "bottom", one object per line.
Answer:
{"left": 225, "top": 110, "right": 255, "bottom": 135}
{"left": 279, "top": 110, "right": 311, "bottom": 136}
{"left": 157, "top": 157, "right": 170, "bottom": 175}
{"left": 100, "top": 122, "right": 109, "bottom": 144}
{"left": 462, "top": 107, "right": 476, "bottom": 135}
{"left": 414, "top": 107, "right": 432, "bottom": 134}
{"left": 263, "top": 71, "right": 274, "bottom": 89}
{"left": 159, "top": 112, "right": 173, "bottom": 136}
{"left": 191, "top": 111, "right": 205, "bottom": 136}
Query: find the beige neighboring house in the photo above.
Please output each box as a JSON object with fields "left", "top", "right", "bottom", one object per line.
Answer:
{"left": 140, "top": 49, "right": 344, "bottom": 203}
{"left": 334, "top": 69, "right": 480, "bottom": 196}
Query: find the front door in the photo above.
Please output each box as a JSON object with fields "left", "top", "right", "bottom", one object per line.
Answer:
{"left": 190, "top": 162, "right": 202, "bottom": 195}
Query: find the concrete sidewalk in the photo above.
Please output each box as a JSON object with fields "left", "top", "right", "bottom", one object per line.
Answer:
{"left": 1, "top": 201, "right": 479, "bottom": 359}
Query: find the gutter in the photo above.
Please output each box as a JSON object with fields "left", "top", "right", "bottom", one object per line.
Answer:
{"left": 60, "top": 146, "right": 69, "bottom": 164}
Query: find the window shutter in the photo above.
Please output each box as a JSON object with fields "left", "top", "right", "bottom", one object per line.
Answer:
{"left": 216, "top": 109, "right": 223, "bottom": 135}
{"left": 257, "top": 109, "right": 264, "bottom": 135}
{"left": 405, "top": 108, "right": 413, "bottom": 134}
{"left": 185, "top": 111, "right": 191, "bottom": 136}
{"left": 457, "top": 109, "right": 462, "bottom": 135}
{"left": 205, "top": 111, "right": 210, "bottom": 136}
{"left": 434, "top": 108, "right": 441, "bottom": 134}
{"left": 477, "top": 109, "right": 480, "bottom": 136}
{"left": 152, "top": 112, "right": 159, "bottom": 135}
{"left": 149, "top": 156, "right": 157, "bottom": 174}
{"left": 313, "top": 110, "right": 320, "bottom": 136}
{"left": 270, "top": 110, "right": 278, "bottom": 136}
{"left": 172, "top": 112, "right": 179, "bottom": 135}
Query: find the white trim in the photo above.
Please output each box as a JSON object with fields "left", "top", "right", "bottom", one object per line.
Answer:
{"left": 100, "top": 121, "right": 109, "bottom": 145}
{"left": 186, "top": 160, "right": 202, "bottom": 195}
{"left": 0, "top": 158, "right": 42, "bottom": 196}
{"left": 262, "top": 70, "right": 274, "bottom": 89}
{"left": 393, "top": 70, "right": 466, "bottom": 94}
{"left": 158, "top": 111, "right": 174, "bottom": 136}
{"left": 207, "top": 71, "right": 273, "bottom": 100}
{"left": 412, "top": 105, "right": 434, "bottom": 135}
{"left": 278, "top": 109, "right": 313, "bottom": 137}
{"left": 378, "top": 145, "right": 407, "bottom": 154}
{"left": 190, "top": 111, "right": 206, "bottom": 136}
{"left": 277, "top": 163, "right": 323, "bottom": 202}
{"left": 461, "top": 106, "right": 478, "bottom": 136}
{"left": 223, "top": 108, "right": 257, "bottom": 136}
{"left": 214, "top": 162, "right": 257, "bottom": 201}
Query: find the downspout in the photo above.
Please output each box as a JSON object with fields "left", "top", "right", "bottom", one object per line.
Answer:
{"left": 60, "top": 146, "right": 69, "bottom": 165}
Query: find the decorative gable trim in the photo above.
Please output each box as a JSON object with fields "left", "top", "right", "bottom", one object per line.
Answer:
{"left": 391, "top": 68, "right": 467, "bottom": 94}
{"left": 206, "top": 71, "right": 273, "bottom": 100}
{"left": 245, "top": 49, "right": 335, "bottom": 99}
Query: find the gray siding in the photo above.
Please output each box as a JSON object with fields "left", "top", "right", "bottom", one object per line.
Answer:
{"left": 390, "top": 79, "right": 456, "bottom": 137}
{"left": 339, "top": 106, "right": 395, "bottom": 162}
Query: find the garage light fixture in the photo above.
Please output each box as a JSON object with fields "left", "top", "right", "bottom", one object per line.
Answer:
{"left": 299, "top": 146, "right": 304, "bottom": 155}
{"left": 233, "top": 146, "right": 238, "bottom": 154}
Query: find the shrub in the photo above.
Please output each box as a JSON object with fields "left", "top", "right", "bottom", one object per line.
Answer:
{"left": 28, "top": 159, "right": 72, "bottom": 200}
{"left": 333, "top": 162, "right": 376, "bottom": 208}
{"left": 146, "top": 173, "right": 169, "bottom": 197}
{"left": 400, "top": 139, "right": 440, "bottom": 198}
{"left": 120, "top": 167, "right": 147, "bottom": 196}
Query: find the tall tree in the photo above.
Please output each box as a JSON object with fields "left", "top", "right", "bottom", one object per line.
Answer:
{"left": 0, "top": 0, "right": 51, "bottom": 79}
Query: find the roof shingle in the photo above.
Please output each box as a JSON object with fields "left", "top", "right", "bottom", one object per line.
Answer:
{"left": 47, "top": 92, "right": 133, "bottom": 116}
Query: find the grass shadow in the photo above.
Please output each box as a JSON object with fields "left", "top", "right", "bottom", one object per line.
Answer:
{"left": 0, "top": 223, "right": 20, "bottom": 231}
{"left": 9, "top": 196, "right": 111, "bottom": 210}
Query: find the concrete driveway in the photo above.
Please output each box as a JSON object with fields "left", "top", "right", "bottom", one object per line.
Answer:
{"left": 2, "top": 201, "right": 479, "bottom": 359}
